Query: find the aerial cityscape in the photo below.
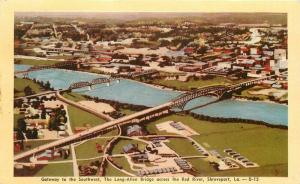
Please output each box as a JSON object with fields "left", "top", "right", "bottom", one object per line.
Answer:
{"left": 13, "top": 12, "right": 288, "bottom": 177}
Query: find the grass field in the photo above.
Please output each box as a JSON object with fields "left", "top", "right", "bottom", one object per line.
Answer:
{"left": 105, "top": 162, "right": 129, "bottom": 176}
{"left": 165, "top": 138, "right": 203, "bottom": 156}
{"left": 75, "top": 138, "right": 110, "bottom": 159}
{"left": 62, "top": 92, "right": 87, "bottom": 102}
{"left": 192, "top": 127, "right": 287, "bottom": 175}
{"left": 14, "top": 78, "right": 44, "bottom": 97}
{"left": 111, "top": 138, "right": 147, "bottom": 155}
{"left": 112, "top": 156, "right": 137, "bottom": 174}
{"left": 186, "top": 158, "right": 217, "bottom": 176}
{"left": 14, "top": 58, "right": 63, "bottom": 66}
{"left": 145, "top": 114, "right": 288, "bottom": 176}
{"left": 146, "top": 114, "right": 266, "bottom": 136}
{"left": 188, "top": 157, "right": 287, "bottom": 177}
{"left": 35, "top": 163, "right": 73, "bottom": 176}
{"left": 234, "top": 86, "right": 269, "bottom": 100}
{"left": 152, "top": 77, "right": 249, "bottom": 90}
{"left": 119, "top": 108, "right": 137, "bottom": 116}
{"left": 77, "top": 158, "right": 102, "bottom": 167}
{"left": 67, "top": 105, "right": 106, "bottom": 131}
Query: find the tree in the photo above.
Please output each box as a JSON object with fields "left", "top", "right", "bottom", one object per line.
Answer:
{"left": 24, "top": 85, "right": 33, "bottom": 96}
{"left": 45, "top": 81, "right": 51, "bottom": 90}
{"left": 55, "top": 42, "right": 63, "bottom": 48}
{"left": 32, "top": 128, "right": 38, "bottom": 139}
{"left": 41, "top": 109, "right": 47, "bottom": 119}
{"left": 17, "top": 118, "right": 27, "bottom": 132}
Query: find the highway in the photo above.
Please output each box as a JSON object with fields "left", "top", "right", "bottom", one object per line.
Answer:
{"left": 14, "top": 101, "right": 172, "bottom": 161}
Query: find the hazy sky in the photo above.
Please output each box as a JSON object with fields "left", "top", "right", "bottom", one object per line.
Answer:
{"left": 15, "top": 12, "right": 286, "bottom": 20}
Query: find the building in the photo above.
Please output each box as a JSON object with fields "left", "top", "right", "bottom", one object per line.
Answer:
{"left": 126, "top": 125, "right": 144, "bottom": 136}
{"left": 130, "top": 153, "right": 149, "bottom": 162}
{"left": 122, "top": 144, "right": 139, "bottom": 153}
{"left": 174, "top": 158, "right": 191, "bottom": 170}
{"left": 217, "top": 62, "right": 232, "bottom": 69}
{"left": 274, "top": 49, "right": 287, "bottom": 61}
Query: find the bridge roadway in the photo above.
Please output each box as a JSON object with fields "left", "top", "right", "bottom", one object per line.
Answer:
{"left": 14, "top": 101, "right": 172, "bottom": 161}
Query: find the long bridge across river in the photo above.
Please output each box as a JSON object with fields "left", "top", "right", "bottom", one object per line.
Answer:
{"left": 14, "top": 75, "right": 275, "bottom": 162}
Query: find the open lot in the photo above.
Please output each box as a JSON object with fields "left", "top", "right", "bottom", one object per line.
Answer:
{"left": 152, "top": 77, "right": 249, "bottom": 90}
{"left": 14, "top": 78, "right": 45, "bottom": 97}
{"left": 105, "top": 162, "right": 129, "bottom": 177}
{"left": 75, "top": 138, "right": 110, "bottom": 159}
{"left": 14, "top": 58, "right": 63, "bottom": 66}
{"left": 62, "top": 92, "right": 87, "bottom": 102}
{"left": 34, "top": 163, "right": 73, "bottom": 176}
{"left": 164, "top": 138, "right": 203, "bottom": 157}
{"left": 112, "top": 156, "right": 137, "bottom": 174}
{"left": 67, "top": 105, "right": 106, "bottom": 132}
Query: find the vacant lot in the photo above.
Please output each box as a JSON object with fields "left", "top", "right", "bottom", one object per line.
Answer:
{"left": 14, "top": 58, "right": 62, "bottom": 66}
{"left": 14, "top": 78, "right": 44, "bottom": 97}
{"left": 67, "top": 105, "right": 106, "bottom": 131}
{"left": 35, "top": 163, "right": 73, "bottom": 176}
{"left": 152, "top": 77, "right": 249, "bottom": 90}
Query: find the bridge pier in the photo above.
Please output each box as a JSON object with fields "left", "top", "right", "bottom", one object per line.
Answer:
{"left": 23, "top": 73, "right": 29, "bottom": 78}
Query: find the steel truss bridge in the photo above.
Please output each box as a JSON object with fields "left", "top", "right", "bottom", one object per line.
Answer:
{"left": 68, "top": 77, "right": 120, "bottom": 90}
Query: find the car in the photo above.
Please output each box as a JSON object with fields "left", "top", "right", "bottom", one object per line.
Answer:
{"left": 236, "top": 156, "right": 245, "bottom": 160}
{"left": 228, "top": 152, "right": 237, "bottom": 155}
{"left": 232, "top": 154, "right": 241, "bottom": 158}
{"left": 224, "top": 149, "right": 233, "bottom": 153}
{"left": 241, "top": 159, "right": 249, "bottom": 163}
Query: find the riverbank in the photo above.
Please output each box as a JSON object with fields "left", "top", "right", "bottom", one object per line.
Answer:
{"left": 188, "top": 111, "right": 287, "bottom": 129}
{"left": 232, "top": 95, "right": 288, "bottom": 106}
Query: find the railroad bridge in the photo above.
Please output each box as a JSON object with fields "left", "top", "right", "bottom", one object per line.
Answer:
{"left": 68, "top": 77, "right": 120, "bottom": 90}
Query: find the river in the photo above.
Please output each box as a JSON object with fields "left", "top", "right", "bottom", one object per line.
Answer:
{"left": 15, "top": 64, "right": 288, "bottom": 126}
